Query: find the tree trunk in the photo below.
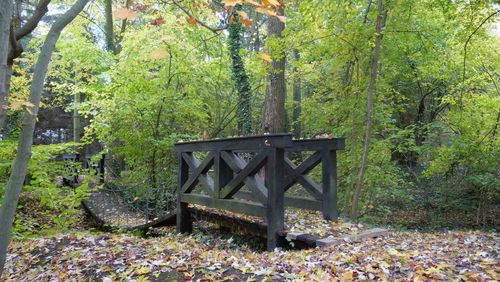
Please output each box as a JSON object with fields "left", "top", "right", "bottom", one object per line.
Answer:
{"left": 0, "top": 0, "right": 90, "bottom": 275}
{"left": 262, "top": 6, "right": 286, "bottom": 134}
{"left": 292, "top": 50, "right": 301, "bottom": 138}
{"left": 0, "top": 0, "right": 12, "bottom": 136}
{"left": 350, "top": 0, "right": 387, "bottom": 220}
{"left": 229, "top": 7, "right": 252, "bottom": 136}
{"left": 104, "top": 0, "right": 115, "bottom": 54}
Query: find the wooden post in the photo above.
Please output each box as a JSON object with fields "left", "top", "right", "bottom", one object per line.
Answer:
{"left": 321, "top": 149, "right": 338, "bottom": 221}
{"left": 214, "top": 150, "right": 232, "bottom": 199}
{"left": 265, "top": 147, "right": 285, "bottom": 251}
{"left": 99, "top": 154, "right": 105, "bottom": 184}
{"left": 176, "top": 153, "right": 192, "bottom": 233}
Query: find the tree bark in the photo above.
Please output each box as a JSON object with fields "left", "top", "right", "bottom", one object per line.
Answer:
{"left": 292, "top": 50, "right": 301, "bottom": 138}
{"left": 0, "top": 0, "right": 90, "bottom": 275}
{"left": 0, "top": 0, "right": 12, "bottom": 136}
{"left": 0, "top": 0, "right": 51, "bottom": 133}
{"left": 351, "top": 0, "right": 387, "bottom": 220}
{"left": 262, "top": 5, "right": 286, "bottom": 134}
{"left": 104, "top": 0, "right": 115, "bottom": 54}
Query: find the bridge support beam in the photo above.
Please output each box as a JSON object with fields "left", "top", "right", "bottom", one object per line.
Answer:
{"left": 177, "top": 154, "right": 192, "bottom": 233}
{"left": 265, "top": 148, "right": 285, "bottom": 251}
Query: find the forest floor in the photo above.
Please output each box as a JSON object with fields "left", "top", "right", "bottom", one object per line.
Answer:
{"left": 3, "top": 222, "right": 498, "bottom": 281}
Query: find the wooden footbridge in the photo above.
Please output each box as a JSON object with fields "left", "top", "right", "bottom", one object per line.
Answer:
{"left": 175, "top": 134, "right": 343, "bottom": 250}
{"left": 82, "top": 134, "right": 386, "bottom": 250}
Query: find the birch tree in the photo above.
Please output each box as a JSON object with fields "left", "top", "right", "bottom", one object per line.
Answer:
{"left": 0, "top": 0, "right": 90, "bottom": 275}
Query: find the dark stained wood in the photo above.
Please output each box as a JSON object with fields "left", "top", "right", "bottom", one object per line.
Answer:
{"left": 283, "top": 154, "right": 323, "bottom": 199}
{"left": 265, "top": 147, "right": 285, "bottom": 250}
{"left": 177, "top": 154, "right": 192, "bottom": 233}
{"left": 181, "top": 152, "right": 215, "bottom": 194}
{"left": 286, "top": 138, "right": 345, "bottom": 152}
{"left": 322, "top": 149, "right": 338, "bottom": 220}
{"left": 219, "top": 151, "right": 268, "bottom": 200}
{"left": 188, "top": 207, "right": 267, "bottom": 237}
{"left": 220, "top": 151, "right": 268, "bottom": 203}
{"left": 174, "top": 134, "right": 344, "bottom": 250}
{"left": 181, "top": 194, "right": 265, "bottom": 217}
{"left": 214, "top": 151, "right": 233, "bottom": 198}
{"left": 175, "top": 134, "right": 293, "bottom": 152}
{"left": 234, "top": 191, "right": 322, "bottom": 211}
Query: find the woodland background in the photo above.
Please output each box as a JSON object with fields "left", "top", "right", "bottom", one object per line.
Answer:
{"left": 0, "top": 0, "right": 499, "bottom": 242}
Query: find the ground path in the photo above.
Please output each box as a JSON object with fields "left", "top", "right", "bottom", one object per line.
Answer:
{"left": 4, "top": 228, "right": 498, "bottom": 281}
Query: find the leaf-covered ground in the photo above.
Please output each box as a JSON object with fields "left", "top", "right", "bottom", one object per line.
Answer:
{"left": 3, "top": 226, "right": 498, "bottom": 281}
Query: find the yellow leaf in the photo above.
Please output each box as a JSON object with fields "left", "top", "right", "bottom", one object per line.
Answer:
{"left": 136, "top": 266, "right": 150, "bottom": 275}
{"left": 150, "top": 48, "right": 168, "bottom": 60}
{"left": 237, "top": 10, "right": 249, "bottom": 19}
{"left": 261, "top": 53, "right": 273, "bottom": 62}
{"left": 161, "top": 35, "right": 175, "bottom": 41}
{"left": 255, "top": 7, "right": 277, "bottom": 16}
{"left": 244, "top": 0, "right": 261, "bottom": 6}
{"left": 266, "top": 0, "right": 281, "bottom": 6}
{"left": 114, "top": 8, "right": 138, "bottom": 20}
{"left": 341, "top": 270, "right": 354, "bottom": 281}
{"left": 221, "top": 0, "right": 242, "bottom": 7}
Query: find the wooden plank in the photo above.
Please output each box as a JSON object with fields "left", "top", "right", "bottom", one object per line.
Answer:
{"left": 181, "top": 152, "right": 215, "bottom": 194}
{"left": 188, "top": 207, "right": 267, "bottom": 237}
{"left": 316, "top": 228, "right": 389, "bottom": 247}
{"left": 175, "top": 134, "right": 293, "bottom": 152}
{"left": 219, "top": 151, "right": 268, "bottom": 200}
{"left": 265, "top": 148, "right": 285, "bottom": 251}
{"left": 214, "top": 151, "right": 233, "bottom": 198}
{"left": 177, "top": 154, "right": 192, "bottom": 233}
{"left": 286, "top": 138, "right": 345, "bottom": 152}
{"left": 321, "top": 150, "right": 338, "bottom": 221}
{"left": 235, "top": 192, "right": 321, "bottom": 211}
{"left": 284, "top": 196, "right": 322, "bottom": 211}
{"left": 180, "top": 194, "right": 265, "bottom": 217}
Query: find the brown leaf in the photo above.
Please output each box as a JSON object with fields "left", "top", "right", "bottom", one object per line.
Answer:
{"left": 239, "top": 18, "right": 253, "bottom": 27}
{"left": 114, "top": 8, "right": 138, "bottom": 20}
{"left": 186, "top": 16, "right": 197, "bottom": 26}
{"left": 150, "top": 17, "right": 166, "bottom": 26}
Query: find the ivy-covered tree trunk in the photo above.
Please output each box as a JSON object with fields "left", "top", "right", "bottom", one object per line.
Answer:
{"left": 292, "top": 50, "right": 301, "bottom": 138}
{"left": 0, "top": 0, "right": 90, "bottom": 275}
{"left": 351, "top": 0, "right": 387, "bottom": 220}
{"left": 262, "top": 5, "right": 286, "bottom": 133}
{"left": 0, "top": 0, "right": 12, "bottom": 136}
{"left": 229, "top": 7, "right": 252, "bottom": 136}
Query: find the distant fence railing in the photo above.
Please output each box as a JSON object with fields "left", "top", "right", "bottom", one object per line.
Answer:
{"left": 174, "top": 134, "right": 345, "bottom": 250}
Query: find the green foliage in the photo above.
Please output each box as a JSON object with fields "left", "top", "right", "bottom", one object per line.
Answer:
{"left": 0, "top": 140, "right": 91, "bottom": 238}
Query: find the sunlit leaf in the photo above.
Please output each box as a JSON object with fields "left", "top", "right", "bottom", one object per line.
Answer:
{"left": 255, "top": 7, "right": 277, "bottom": 16}
{"left": 261, "top": 53, "right": 273, "bottom": 62}
{"left": 221, "top": 0, "right": 242, "bottom": 7}
{"left": 150, "top": 48, "right": 168, "bottom": 60}
{"left": 114, "top": 8, "right": 138, "bottom": 20}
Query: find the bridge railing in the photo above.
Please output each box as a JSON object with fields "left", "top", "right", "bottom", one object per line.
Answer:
{"left": 174, "top": 133, "right": 345, "bottom": 250}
